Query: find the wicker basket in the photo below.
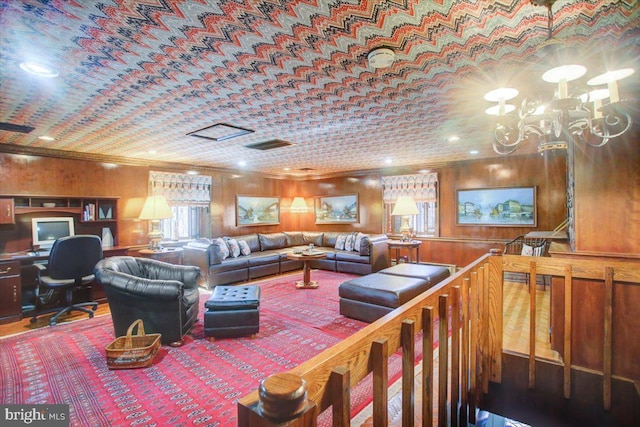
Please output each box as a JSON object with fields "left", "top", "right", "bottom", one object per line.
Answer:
{"left": 106, "top": 319, "right": 161, "bottom": 369}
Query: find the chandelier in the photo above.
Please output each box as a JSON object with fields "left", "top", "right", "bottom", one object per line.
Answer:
{"left": 484, "top": 2, "right": 635, "bottom": 155}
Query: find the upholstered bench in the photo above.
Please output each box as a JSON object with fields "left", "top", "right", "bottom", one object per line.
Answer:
{"left": 378, "top": 263, "right": 450, "bottom": 282}
{"left": 339, "top": 264, "right": 450, "bottom": 323}
{"left": 204, "top": 285, "right": 260, "bottom": 340}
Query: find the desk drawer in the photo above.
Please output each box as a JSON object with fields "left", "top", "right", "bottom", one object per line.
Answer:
{"left": 0, "top": 260, "right": 21, "bottom": 324}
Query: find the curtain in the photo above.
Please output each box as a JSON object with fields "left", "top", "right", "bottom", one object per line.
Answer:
{"left": 149, "top": 171, "right": 212, "bottom": 205}
{"left": 381, "top": 173, "right": 438, "bottom": 202}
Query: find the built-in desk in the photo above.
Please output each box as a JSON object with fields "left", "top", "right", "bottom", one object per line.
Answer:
{"left": 1, "top": 246, "right": 129, "bottom": 322}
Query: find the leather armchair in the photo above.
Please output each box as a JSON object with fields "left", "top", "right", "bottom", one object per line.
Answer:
{"left": 94, "top": 256, "right": 201, "bottom": 346}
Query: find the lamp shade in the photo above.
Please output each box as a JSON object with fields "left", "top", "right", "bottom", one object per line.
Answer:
{"left": 290, "top": 197, "right": 308, "bottom": 213}
{"left": 391, "top": 196, "right": 419, "bottom": 216}
{"left": 139, "top": 196, "right": 173, "bottom": 220}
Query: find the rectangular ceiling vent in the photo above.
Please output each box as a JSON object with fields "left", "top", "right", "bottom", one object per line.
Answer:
{"left": 0, "top": 122, "right": 35, "bottom": 133}
{"left": 187, "top": 123, "right": 253, "bottom": 142}
{"left": 244, "top": 139, "right": 293, "bottom": 150}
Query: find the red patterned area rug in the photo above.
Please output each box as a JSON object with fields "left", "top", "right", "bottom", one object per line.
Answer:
{"left": 0, "top": 270, "right": 414, "bottom": 427}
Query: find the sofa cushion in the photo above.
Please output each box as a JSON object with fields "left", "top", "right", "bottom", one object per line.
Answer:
{"left": 225, "top": 238, "right": 241, "bottom": 257}
{"left": 303, "top": 232, "right": 323, "bottom": 246}
{"left": 238, "top": 240, "right": 251, "bottom": 256}
{"left": 322, "top": 231, "right": 344, "bottom": 247}
{"left": 209, "top": 257, "right": 249, "bottom": 273}
{"left": 358, "top": 235, "right": 371, "bottom": 256}
{"left": 247, "top": 251, "right": 280, "bottom": 266}
{"left": 235, "top": 233, "right": 261, "bottom": 253}
{"left": 216, "top": 237, "right": 230, "bottom": 260}
{"left": 283, "top": 231, "right": 304, "bottom": 246}
{"left": 378, "top": 264, "right": 450, "bottom": 283}
{"left": 259, "top": 233, "right": 287, "bottom": 251}
{"left": 344, "top": 233, "right": 356, "bottom": 251}
{"left": 335, "top": 235, "right": 346, "bottom": 250}
{"left": 335, "top": 250, "right": 369, "bottom": 264}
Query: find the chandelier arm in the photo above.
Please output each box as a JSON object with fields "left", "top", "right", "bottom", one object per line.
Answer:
{"left": 589, "top": 111, "right": 633, "bottom": 140}
{"left": 493, "top": 141, "right": 519, "bottom": 155}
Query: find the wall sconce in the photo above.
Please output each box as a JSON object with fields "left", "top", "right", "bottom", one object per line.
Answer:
{"left": 138, "top": 195, "right": 173, "bottom": 250}
{"left": 290, "top": 197, "right": 308, "bottom": 213}
{"left": 391, "top": 196, "right": 419, "bottom": 241}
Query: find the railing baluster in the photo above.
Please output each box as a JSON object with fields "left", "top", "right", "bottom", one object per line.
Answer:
{"left": 330, "top": 366, "right": 350, "bottom": 427}
{"left": 422, "top": 307, "right": 434, "bottom": 427}
{"left": 451, "top": 286, "right": 461, "bottom": 427}
{"left": 482, "top": 263, "right": 490, "bottom": 394}
{"left": 468, "top": 271, "right": 478, "bottom": 425}
{"left": 603, "top": 267, "right": 614, "bottom": 411}
{"left": 563, "top": 265, "right": 572, "bottom": 399}
{"left": 529, "top": 260, "right": 537, "bottom": 389}
{"left": 460, "top": 278, "right": 470, "bottom": 427}
{"left": 438, "top": 294, "right": 449, "bottom": 427}
{"left": 402, "top": 319, "right": 416, "bottom": 427}
{"left": 372, "top": 338, "right": 389, "bottom": 427}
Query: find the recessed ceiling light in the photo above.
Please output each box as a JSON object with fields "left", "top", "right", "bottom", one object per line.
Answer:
{"left": 368, "top": 48, "right": 395, "bottom": 69}
{"left": 283, "top": 167, "right": 291, "bottom": 171}
{"left": 148, "top": 150, "right": 157, "bottom": 154}
{"left": 186, "top": 170, "right": 198, "bottom": 175}
{"left": 448, "top": 136, "right": 460, "bottom": 142}
{"left": 469, "top": 150, "right": 479, "bottom": 155}
{"left": 38, "top": 135, "right": 55, "bottom": 141}
{"left": 238, "top": 161, "right": 247, "bottom": 167}
{"left": 385, "top": 158, "right": 393, "bottom": 164}
{"left": 19, "top": 61, "right": 59, "bottom": 78}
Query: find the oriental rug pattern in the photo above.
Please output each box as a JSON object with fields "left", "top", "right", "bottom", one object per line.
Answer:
{"left": 0, "top": 271, "right": 409, "bottom": 427}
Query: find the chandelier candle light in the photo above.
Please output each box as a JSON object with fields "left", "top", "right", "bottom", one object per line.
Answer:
{"left": 484, "top": 66, "right": 634, "bottom": 155}
{"left": 139, "top": 195, "right": 173, "bottom": 250}
{"left": 391, "top": 196, "right": 419, "bottom": 241}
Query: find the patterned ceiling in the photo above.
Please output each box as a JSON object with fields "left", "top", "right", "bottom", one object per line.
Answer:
{"left": 1, "top": 1, "right": 639, "bottom": 177}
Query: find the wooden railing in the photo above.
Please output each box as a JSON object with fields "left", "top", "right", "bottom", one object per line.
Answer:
{"left": 237, "top": 251, "right": 640, "bottom": 426}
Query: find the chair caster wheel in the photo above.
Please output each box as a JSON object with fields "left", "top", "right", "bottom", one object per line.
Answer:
{"left": 91, "top": 305, "right": 98, "bottom": 311}
{"left": 50, "top": 321, "right": 57, "bottom": 326}
{"left": 89, "top": 312, "right": 94, "bottom": 319}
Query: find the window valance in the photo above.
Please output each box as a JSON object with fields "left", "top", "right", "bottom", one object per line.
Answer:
{"left": 149, "top": 171, "right": 212, "bottom": 205}
{"left": 382, "top": 173, "right": 438, "bottom": 202}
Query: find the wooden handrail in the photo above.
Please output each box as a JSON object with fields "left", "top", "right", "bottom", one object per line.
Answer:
{"left": 238, "top": 252, "right": 640, "bottom": 425}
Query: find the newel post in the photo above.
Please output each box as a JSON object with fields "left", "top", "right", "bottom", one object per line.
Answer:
{"left": 239, "top": 372, "right": 317, "bottom": 426}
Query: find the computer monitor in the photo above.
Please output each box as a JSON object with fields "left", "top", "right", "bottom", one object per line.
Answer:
{"left": 31, "top": 217, "right": 75, "bottom": 249}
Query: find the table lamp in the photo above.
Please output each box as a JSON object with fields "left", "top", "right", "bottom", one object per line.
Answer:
{"left": 139, "top": 195, "right": 173, "bottom": 250}
{"left": 391, "top": 196, "right": 418, "bottom": 241}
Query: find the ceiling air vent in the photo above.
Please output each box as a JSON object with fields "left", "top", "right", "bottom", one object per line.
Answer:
{"left": 0, "top": 122, "right": 35, "bottom": 133}
{"left": 244, "top": 139, "right": 293, "bottom": 150}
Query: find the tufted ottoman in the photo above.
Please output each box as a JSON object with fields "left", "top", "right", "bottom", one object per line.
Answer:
{"left": 204, "top": 285, "right": 260, "bottom": 340}
{"left": 339, "top": 264, "right": 450, "bottom": 323}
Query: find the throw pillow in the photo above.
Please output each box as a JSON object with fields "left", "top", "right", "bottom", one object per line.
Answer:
{"left": 225, "top": 238, "right": 241, "bottom": 258}
{"left": 335, "top": 235, "right": 346, "bottom": 250}
{"left": 358, "top": 234, "right": 371, "bottom": 256}
{"left": 344, "top": 233, "right": 356, "bottom": 251}
{"left": 353, "top": 232, "right": 365, "bottom": 252}
{"left": 238, "top": 240, "right": 251, "bottom": 256}
{"left": 216, "top": 237, "right": 230, "bottom": 260}
{"left": 521, "top": 244, "right": 533, "bottom": 256}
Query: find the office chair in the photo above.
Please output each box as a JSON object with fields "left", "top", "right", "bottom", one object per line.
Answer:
{"left": 31, "top": 235, "right": 104, "bottom": 326}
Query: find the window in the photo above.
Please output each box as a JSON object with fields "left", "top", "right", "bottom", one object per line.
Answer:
{"left": 149, "top": 171, "right": 212, "bottom": 240}
{"left": 386, "top": 200, "right": 438, "bottom": 237}
{"left": 160, "top": 205, "right": 210, "bottom": 240}
{"left": 382, "top": 173, "right": 439, "bottom": 238}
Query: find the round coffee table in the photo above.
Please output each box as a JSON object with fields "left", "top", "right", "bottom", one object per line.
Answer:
{"left": 286, "top": 251, "right": 326, "bottom": 289}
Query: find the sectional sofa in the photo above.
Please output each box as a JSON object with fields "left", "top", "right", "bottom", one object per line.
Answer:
{"left": 183, "top": 231, "right": 389, "bottom": 289}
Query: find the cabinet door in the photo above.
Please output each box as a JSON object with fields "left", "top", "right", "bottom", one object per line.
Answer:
{"left": 0, "top": 198, "right": 15, "bottom": 224}
{"left": 0, "top": 261, "right": 21, "bottom": 323}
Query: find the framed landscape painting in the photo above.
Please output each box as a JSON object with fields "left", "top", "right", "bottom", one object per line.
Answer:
{"left": 236, "top": 195, "right": 280, "bottom": 226}
{"left": 314, "top": 194, "right": 359, "bottom": 224}
{"left": 457, "top": 187, "right": 536, "bottom": 227}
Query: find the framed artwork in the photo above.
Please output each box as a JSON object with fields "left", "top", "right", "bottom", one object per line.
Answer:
{"left": 314, "top": 194, "right": 359, "bottom": 224}
{"left": 236, "top": 195, "right": 280, "bottom": 226}
{"left": 457, "top": 187, "right": 536, "bottom": 227}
